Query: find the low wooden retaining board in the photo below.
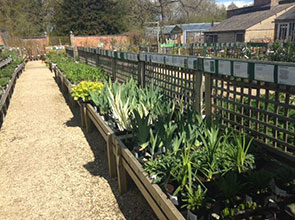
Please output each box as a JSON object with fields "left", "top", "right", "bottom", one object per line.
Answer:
{"left": 111, "top": 136, "right": 185, "bottom": 220}
{"left": 0, "top": 57, "right": 12, "bottom": 69}
{"left": 0, "top": 63, "right": 25, "bottom": 127}
{"left": 86, "top": 104, "right": 117, "bottom": 178}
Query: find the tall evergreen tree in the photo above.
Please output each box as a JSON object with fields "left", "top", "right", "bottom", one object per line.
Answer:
{"left": 52, "top": 0, "right": 128, "bottom": 36}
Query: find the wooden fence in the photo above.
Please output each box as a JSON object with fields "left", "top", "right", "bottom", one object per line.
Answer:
{"left": 66, "top": 46, "right": 295, "bottom": 162}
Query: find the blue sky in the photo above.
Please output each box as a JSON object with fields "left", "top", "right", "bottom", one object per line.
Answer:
{"left": 216, "top": 0, "right": 253, "bottom": 8}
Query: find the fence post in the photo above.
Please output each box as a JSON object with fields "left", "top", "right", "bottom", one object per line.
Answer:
{"left": 138, "top": 60, "right": 145, "bottom": 88}
{"left": 205, "top": 73, "right": 212, "bottom": 117}
{"left": 95, "top": 50, "right": 100, "bottom": 67}
{"left": 85, "top": 48, "right": 88, "bottom": 65}
{"left": 77, "top": 48, "right": 81, "bottom": 61}
{"left": 111, "top": 57, "right": 117, "bottom": 81}
{"left": 193, "top": 71, "right": 203, "bottom": 114}
{"left": 189, "top": 44, "right": 194, "bottom": 56}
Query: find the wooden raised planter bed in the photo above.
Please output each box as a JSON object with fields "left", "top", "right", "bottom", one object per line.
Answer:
{"left": 0, "top": 63, "right": 25, "bottom": 127}
{"left": 111, "top": 135, "right": 186, "bottom": 220}
{"left": 50, "top": 62, "right": 185, "bottom": 220}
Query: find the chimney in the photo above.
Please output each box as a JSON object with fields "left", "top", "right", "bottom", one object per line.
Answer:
{"left": 271, "top": 0, "right": 279, "bottom": 7}
{"left": 254, "top": 0, "right": 270, "bottom": 6}
{"left": 254, "top": 0, "right": 280, "bottom": 7}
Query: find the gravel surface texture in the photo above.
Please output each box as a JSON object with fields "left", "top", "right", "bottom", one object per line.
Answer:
{"left": 0, "top": 61, "right": 156, "bottom": 220}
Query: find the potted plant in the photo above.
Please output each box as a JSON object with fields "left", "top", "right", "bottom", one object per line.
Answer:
{"left": 183, "top": 185, "right": 207, "bottom": 220}
{"left": 131, "top": 109, "right": 150, "bottom": 159}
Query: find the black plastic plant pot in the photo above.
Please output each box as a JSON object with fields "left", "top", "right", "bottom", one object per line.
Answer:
{"left": 188, "top": 210, "right": 198, "bottom": 220}
{"left": 132, "top": 147, "right": 146, "bottom": 159}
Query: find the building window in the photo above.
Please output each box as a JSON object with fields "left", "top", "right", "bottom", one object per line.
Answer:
{"left": 289, "top": 23, "right": 295, "bottom": 41}
{"left": 278, "top": 23, "right": 288, "bottom": 40}
{"left": 206, "top": 35, "right": 218, "bottom": 43}
{"left": 236, "top": 33, "right": 244, "bottom": 42}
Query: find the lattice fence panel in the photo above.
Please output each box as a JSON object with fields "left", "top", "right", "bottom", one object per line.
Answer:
{"left": 116, "top": 60, "right": 138, "bottom": 83}
{"left": 78, "top": 49, "right": 86, "bottom": 63}
{"left": 145, "top": 62, "right": 197, "bottom": 107}
{"left": 86, "top": 51, "right": 97, "bottom": 67}
{"left": 98, "top": 56, "right": 112, "bottom": 76}
{"left": 211, "top": 75, "right": 295, "bottom": 155}
{"left": 66, "top": 48, "right": 74, "bottom": 58}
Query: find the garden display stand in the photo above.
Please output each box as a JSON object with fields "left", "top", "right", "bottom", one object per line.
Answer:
{"left": 0, "top": 62, "right": 25, "bottom": 127}
{"left": 50, "top": 63, "right": 186, "bottom": 220}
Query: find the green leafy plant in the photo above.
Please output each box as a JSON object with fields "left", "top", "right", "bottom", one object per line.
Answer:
{"left": 182, "top": 184, "right": 207, "bottom": 212}
{"left": 155, "top": 118, "right": 177, "bottom": 152}
{"left": 171, "top": 144, "right": 202, "bottom": 196}
{"left": 197, "top": 123, "right": 230, "bottom": 181}
{"left": 132, "top": 109, "right": 150, "bottom": 150}
{"left": 47, "top": 54, "right": 108, "bottom": 83}
{"left": 107, "top": 85, "right": 133, "bottom": 131}
{"left": 149, "top": 128, "right": 163, "bottom": 157}
{"left": 144, "top": 153, "right": 180, "bottom": 185}
{"left": 246, "top": 170, "right": 272, "bottom": 194}
{"left": 216, "top": 172, "right": 244, "bottom": 200}
{"left": 226, "top": 134, "right": 255, "bottom": 173}
{"left": 0, "top": 51, "right": 24, "bottom": 93}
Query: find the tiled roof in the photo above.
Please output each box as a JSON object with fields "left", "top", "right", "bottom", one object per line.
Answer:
{"left": 275, "top": 7, "right": 295, "bottom": 21}
{"left": 205, "top": 3, "right": 295, "bottom": 33}
{"left": 145, "top": 22, "right": 219, "bottom": 35}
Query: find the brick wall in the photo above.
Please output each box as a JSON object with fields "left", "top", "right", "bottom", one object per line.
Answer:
{"left": 0, "top": 35, "right": 4, "bottom": 45}
{"left": 71, "top": 35, "right": 130, "bottom": 50}
{"left": 22, "top": 36, "right": 50, "bottom": 56}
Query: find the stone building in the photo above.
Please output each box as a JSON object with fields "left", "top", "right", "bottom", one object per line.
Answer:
{"left": 274, "top": 7, "right": 295, "bottom": 41}
{"left": 204, "top": 0, "right": 295, "bottom": 43}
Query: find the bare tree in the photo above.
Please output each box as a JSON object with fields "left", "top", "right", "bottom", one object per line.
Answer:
{"left": 152, "top": 0, "right": 225, "bottom": 24}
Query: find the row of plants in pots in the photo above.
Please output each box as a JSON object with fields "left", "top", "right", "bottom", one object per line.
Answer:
{"left": 0, "top": 51, "right": 10, "bottom": 62}
{"left": 69, "top": 74, "right": 295, "bottom": 219}
{"left": 0, "top": 52, "right": 24, "bottom": 100}
{"left": 46, "top": 52, "right": 108, "bottom": 84}
{"left": 47, "top": 53, "right": 295, "bottom": 219}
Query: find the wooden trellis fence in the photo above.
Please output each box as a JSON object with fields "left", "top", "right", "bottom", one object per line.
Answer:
{"left": 66, "top": 46, "right": 295, "bottom": 162}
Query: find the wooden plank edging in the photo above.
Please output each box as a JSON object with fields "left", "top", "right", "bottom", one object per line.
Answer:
{"left": 86, "top": 104, "right": 117, "bottom": 177}
{"left": 112, "top": 136, "right": 185, "bottom": 220}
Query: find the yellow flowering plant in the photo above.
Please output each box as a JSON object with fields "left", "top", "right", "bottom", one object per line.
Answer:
{"left": 71, "top": 81, "right": 104, "bottom": 102}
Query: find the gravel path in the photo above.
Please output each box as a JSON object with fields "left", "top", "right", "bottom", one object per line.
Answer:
{"left": 0, "top": 61, "right": 155, "bottom": 220}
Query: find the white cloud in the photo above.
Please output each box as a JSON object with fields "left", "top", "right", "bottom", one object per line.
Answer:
{"left": 217, "top": 1, "right": 253, "bottom": 8}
